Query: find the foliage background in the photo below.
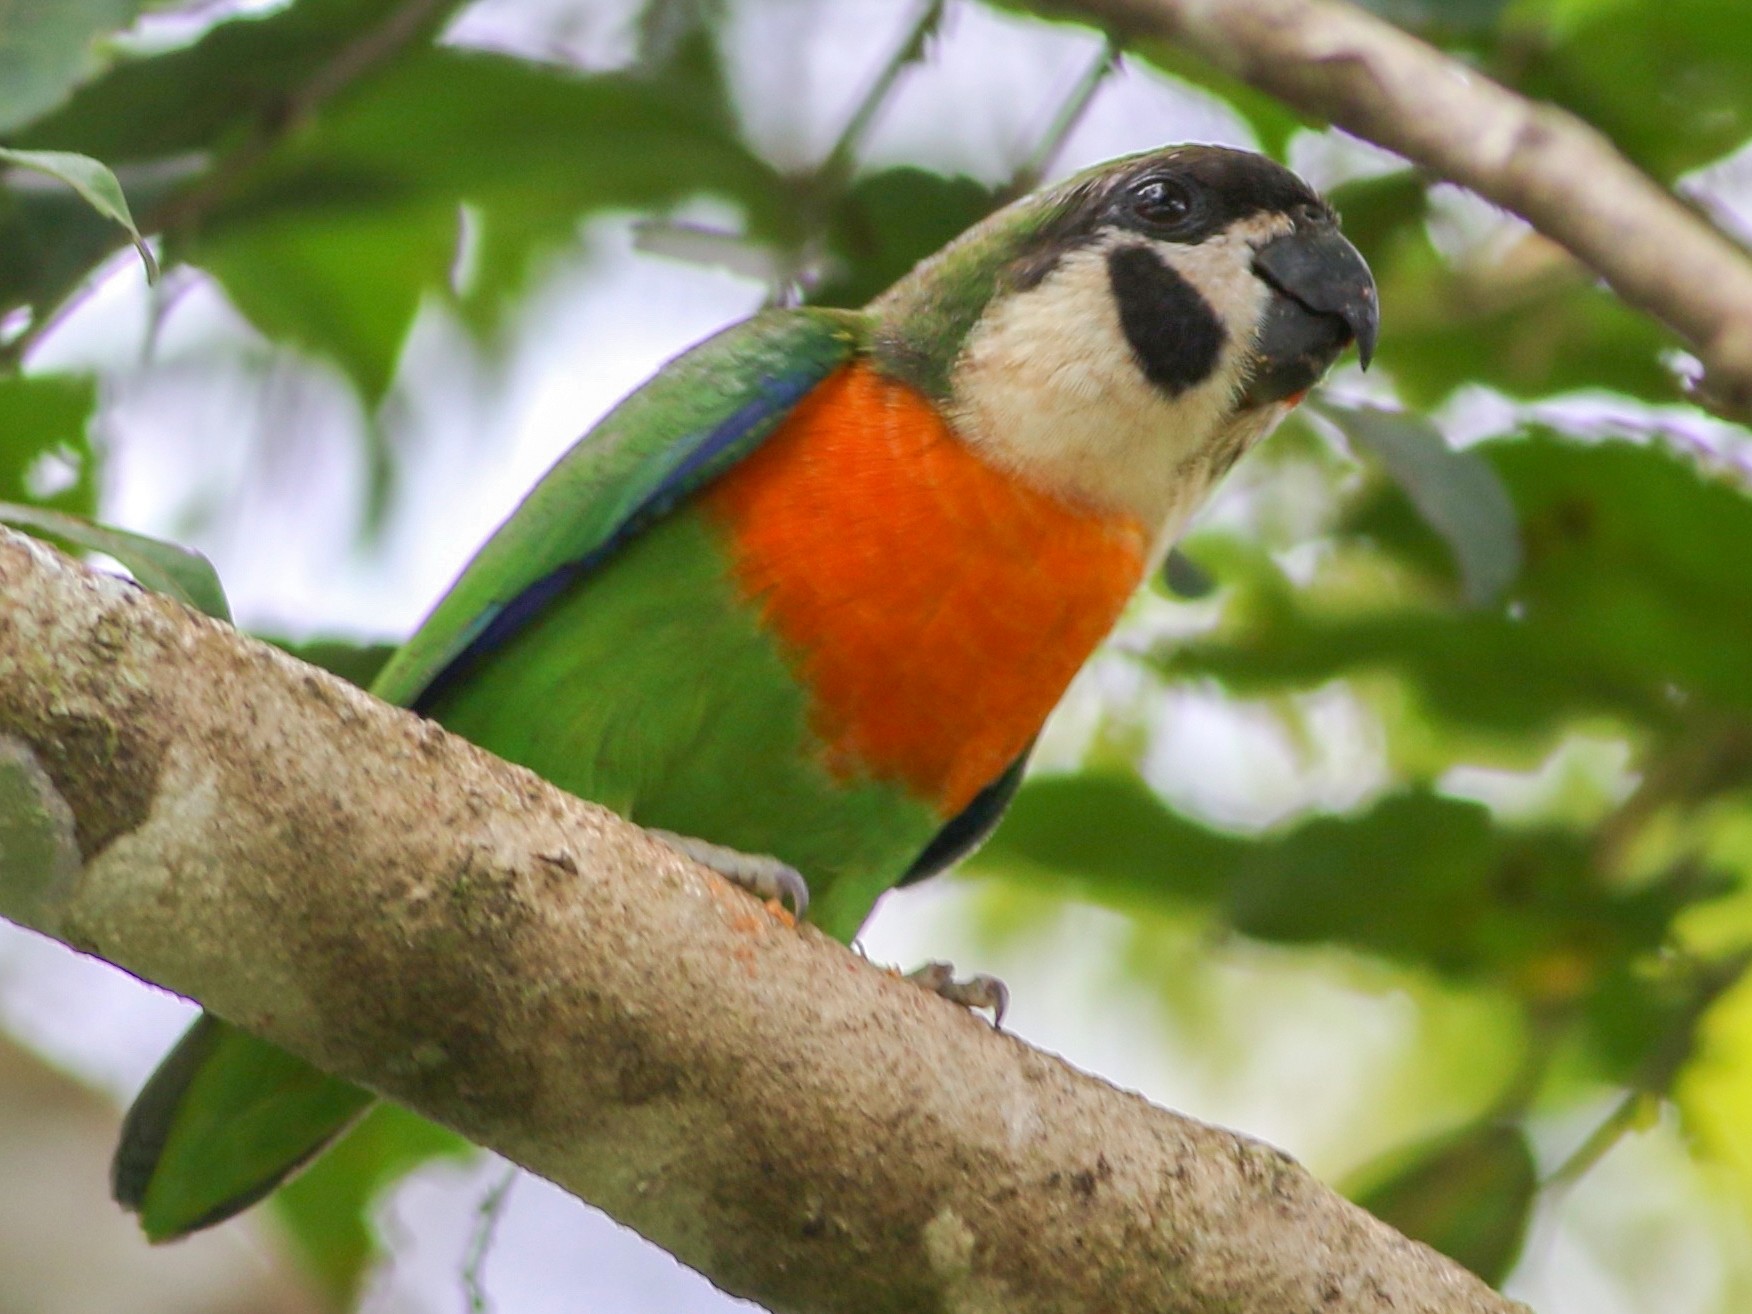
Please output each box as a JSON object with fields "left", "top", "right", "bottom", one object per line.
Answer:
{"left": 5, "top": 0, "right": 1752, "bottom": 1310}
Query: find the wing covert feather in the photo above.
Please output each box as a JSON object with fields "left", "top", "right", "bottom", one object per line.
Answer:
{"left": 372, "top": 308, "right": 865, "bottom": 710}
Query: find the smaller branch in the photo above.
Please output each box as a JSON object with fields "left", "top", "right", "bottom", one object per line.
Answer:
{"left": 1009, "top": 34, "right": 1121, "bottom": 197}
{"left": 1055, "top": 0, "right": 1752, "bottom": 415}
{"left": 286, "top": 0, "right": 454, "bottom": 125}
{"left": 814, "top": 0, "right": 947, "bottom": 195}
{"left": 462, "top": 1166, "right": 517, "bottom": 1314}
{"left": 1542, "top": 1091, "right": 1651, "bottom": 1193}
{"left": 3, "top": 0, "right": 456, "bottom": 372}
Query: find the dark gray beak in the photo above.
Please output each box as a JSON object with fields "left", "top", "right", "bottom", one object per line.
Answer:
{"left": 1242, "top": 225, "right": 1379, "bottom": 406}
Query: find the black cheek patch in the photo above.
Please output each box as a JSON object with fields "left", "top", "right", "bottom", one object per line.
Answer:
{"left": 1107, "top": 245, "right": 1225, "bottom": 396}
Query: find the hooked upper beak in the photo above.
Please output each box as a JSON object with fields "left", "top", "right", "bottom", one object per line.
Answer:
{"left": 1241, "top": 224, "right": 1379, "bottom": 406}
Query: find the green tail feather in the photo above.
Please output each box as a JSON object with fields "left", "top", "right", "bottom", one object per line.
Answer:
{"left": 112, "top": 1013, "right": 373, "bottom": 1241}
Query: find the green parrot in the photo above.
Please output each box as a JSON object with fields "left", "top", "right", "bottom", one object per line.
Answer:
{"left": 113, "top": 144, "right": 1377, "bottom": 1240}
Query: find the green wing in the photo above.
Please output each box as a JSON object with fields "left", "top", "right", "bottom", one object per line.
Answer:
{"left": 373, "top": 307, "right": 864, "bottom": 711}
{"left": 114, "top": 308, "right": 866, "bottom": 1240}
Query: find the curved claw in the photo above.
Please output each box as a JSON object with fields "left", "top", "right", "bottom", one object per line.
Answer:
{"left": 767, "top": 863, "right": 810, "bottom": 920}
{"left": 648, "top": 829, "right": 810, "bottom": 919}
{"left": 906, "top": 961, "right": 1009, "bottom": 1028}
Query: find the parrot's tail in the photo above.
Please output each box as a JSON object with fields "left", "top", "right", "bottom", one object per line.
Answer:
{"left": 113, "top": 1013, "right": 373, "bottom": 1240}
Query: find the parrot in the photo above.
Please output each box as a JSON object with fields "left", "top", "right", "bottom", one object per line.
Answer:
{"left": 112, "top": 144, "right": 1377, "bottom": 1241}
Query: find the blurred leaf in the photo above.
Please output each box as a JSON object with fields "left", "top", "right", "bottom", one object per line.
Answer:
{"left": 1581, "top": 954, "right": 1744, "bottom": 1091}
{"left": 1377, "top": 233, "right": 1677, "bottom": 407}
{"left": 190, "top": 42, "right": 784, "bottom": 384}
{"left": 273, "top": 1102, "right": 471, "bottom": 1304}
{"left": 1173, "top": 434, "right": 1752, "bottom": 740}
{"left": 1161, "top": 547, "right": 1218, "bottom": 599}
{"left": 1127, "top": 38, "right": 1307, "bottom": 156}
{"left": 815, "top": 167, "right": 997, "bottom": 307}
{"left": 269, "top": 637, "right": 398, "bottom": 691}
{"left": 1320, "top": 173, "right": 1678, "bottom": 407}
{"left": 13, "top": 0, "right": 468, "bottom": 163}
{"left": 1325, "top": 169, "right": 1427, "bottom": 263}
{"left": 1352, "top": 0, "right": 1518, "bottom": 39}
{"left": 199, "top": 201, "right": 456, "bottom": 403}
{"left": 1503, "top": 0, "right": 1752, "bottom": 180}
{"left": 0, "top": 167, "right": 138, "bottom": 322}
{"left": 1, "top": 0, "right": 468, "bottom": 326}
{"left": 1321, "top": 402, "right": 1521, "bottom": 606}
{"left": 1223, "top": 793, "right": 1688, "bottom": 986}
{"left": 1347, "top": 1122, "right": 1537, "bottom": 1284}
{"left": 1490, "top": 436, "right": 1752, "bottom": 718}
{"left": 0, "top": 0, "right": 144, "bottom": 134}
{"left": 980, "top": 778, "right": 1693, "bottom": 989}
{"left": 1165, "top": 548, "right": 1666, "bottom": 740}
{"left": 0, "top": 146, "right": 156, "bottom": 281}
{"left": 1678, "top": 962, "right": 1752, "bottom": 1213}
{"left": 0, "top": 373, "right": 97, "bottom": 513}
{"left": 969, "top": 772, "right": 1248, "bottom": 910}
{"left": 0, "top": 502, "right": 230, "bottom": 620}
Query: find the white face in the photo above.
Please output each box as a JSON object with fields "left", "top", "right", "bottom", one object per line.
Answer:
{"left": 944, "top": 210, "right": 1299, "bottom": 564}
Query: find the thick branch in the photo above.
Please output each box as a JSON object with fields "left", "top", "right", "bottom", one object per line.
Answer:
{"left": 1051, "top": 0, "right": 1752, "bottom": 413}
{"left": 0, "top": 526, "right": 1522, "bottom": 1314}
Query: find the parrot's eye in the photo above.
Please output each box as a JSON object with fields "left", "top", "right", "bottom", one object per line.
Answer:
{"left": 1125, "top": 174, "right": 1203, "bottom": 238}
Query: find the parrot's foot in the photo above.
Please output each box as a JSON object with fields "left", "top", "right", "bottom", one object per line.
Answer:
{"left": 907, "top": 961, "right": 1009, "bottom": 1028}
{"left": 649, "top": 830, "right": 809, "bottom": 919}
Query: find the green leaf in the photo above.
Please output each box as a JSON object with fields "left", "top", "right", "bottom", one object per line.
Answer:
{"left": 13, "top": 0, "right": 468, "bottom": 163}
{"left": 0, "top": 0, "right": 144, "bottom": 134}
{"left": 814, "top": 167, "right": 999, "bottom": 308}
{"left": 1502, "top": 0, "right": 1752, "bottom": 180}
{"left": 0, "top": 503, "right": 230, "bottom": 621}
{"left": 1324, "top": 168, "right": 1678, "bottom": 408}
{"left": 1128, "top": 37, "right": 1308, "bottom": 156}
{"left": 0, "top": 372, "right": 97, "bottom": 513}
{"left": 1347, "top": 1122, "right": 1537, "bottom": 1285}
{"left": 1172, "top": 433, "right": 1752, "bottom": 742}
{"left": 1371, "top": 226, "right": 1676, "bottom": 407}
{"left": 969, "top": 772, "right": 1249, "bottom": 911}
{"left": 198, "top": 201, "right": 456, "bottom": 403}
{"left": 268, "top": 637, "right": 398, "bottom": 691}
{"left": 1351, "top": 0, "right": 1518, "bottom": 39}
{"left": 190, "top": 43, "right": 785, "bottom": 385}
{"left": 273, "top": 1103, "right": 472, "bottom": 1304}
{"left": 2, "top": 0, "right": 468, "bottom": 329}
{"left": 979, "top": 778, "right": 1694, "bottom": 988}
{"left": 1320, "top": 402, "right": 1522, "bottom": 606}
{"left": 0, "top": 166, "right": 133, "bottom": 322}
{"left": 1161, "top": 547, "right": 1218, "bottom": 599}
{"left": 1164, "top": 544, "right": 1667, "bottom": 740}
{"left": 0, "top": 146, "right": 156, "bottom": 281}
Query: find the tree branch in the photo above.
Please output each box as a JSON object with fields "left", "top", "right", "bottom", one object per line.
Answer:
{"left": 1047, "top": 0, "right": 1752, "bottom": 415}
{"left": 0, "top": 526, "right": 1524, "bottom": 1313}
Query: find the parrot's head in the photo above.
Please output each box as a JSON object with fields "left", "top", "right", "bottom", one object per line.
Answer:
{"left": 871, "top": 144, "right": 1378, "bottom": 555}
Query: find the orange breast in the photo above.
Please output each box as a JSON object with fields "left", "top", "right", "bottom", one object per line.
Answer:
{"left": 702, "top": 362, "right": 1148, "bottom": 817}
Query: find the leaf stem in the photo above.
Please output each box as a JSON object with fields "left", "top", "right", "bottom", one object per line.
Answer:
{"left": 1009, "top": 35, "right": 1120, "bottom": 196}
{"left": 814, "top": 0, "right": 946, "bottom": 194}
{"left": 461, "top": 1164, "right": 517, "bottom": 1314}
